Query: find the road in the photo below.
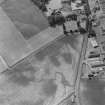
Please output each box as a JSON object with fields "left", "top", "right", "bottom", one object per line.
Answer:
{"left": 75, "top": 33, "right": 88, "bottom": 105}
{"left": 76, "top": 0, "right": 105, "bottom": 105}
{"left": 74, "top": 0, "right": 92, "bottom": 104}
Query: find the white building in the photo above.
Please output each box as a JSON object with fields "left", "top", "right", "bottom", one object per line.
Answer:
{"left": 71, "top": 0, "right": 84, "bottom": 11}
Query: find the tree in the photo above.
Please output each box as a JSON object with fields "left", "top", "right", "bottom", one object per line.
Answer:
{"left": 88, "top": 29, "right": 96, "bottom": 38}
{"left": 31, "top": 0, "right": 47, "bottom": 12}
{"left": 48, "top": 15, "right": 56, "bottom": 27}
{"left": 77, "top": 21, "right": 87, "bottom": 34}
{"left": 41, "top": 0, "right": 51, "bottom": 4}
{"left": 48, "top": 10, "right": 65, "bottom": 27}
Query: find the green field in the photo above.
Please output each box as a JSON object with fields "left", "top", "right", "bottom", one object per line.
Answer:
{"left": 1, "top": 0, "right": 49, "bottom": 40}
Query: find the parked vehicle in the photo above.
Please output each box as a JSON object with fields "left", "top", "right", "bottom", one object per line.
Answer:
{"left": 88, "top": 29, "right": 99, "bottom": 48}
{"left": 89, "top": 37, "right": 99, "bottom": 48}
{"left": 88, "top": 53, "right": 100, "bottom": 58}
